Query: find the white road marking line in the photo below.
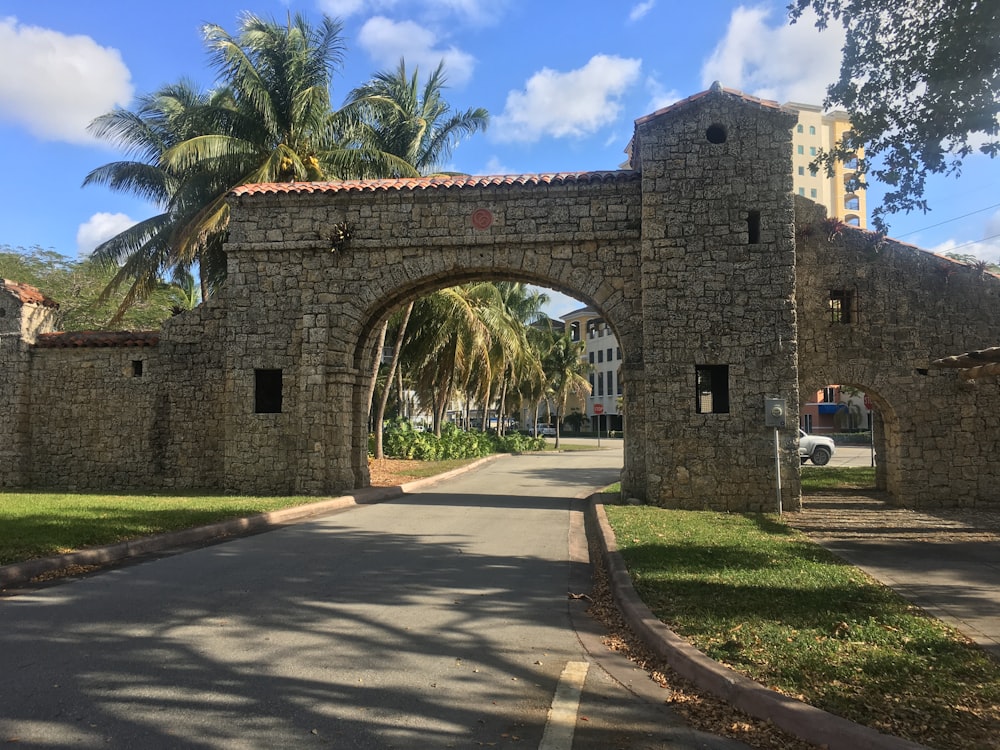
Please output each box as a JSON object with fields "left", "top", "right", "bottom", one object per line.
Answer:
{"left": 538, "top": 660, "right": 590, "bottom": 750}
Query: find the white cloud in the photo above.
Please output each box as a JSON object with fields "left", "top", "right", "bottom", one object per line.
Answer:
{"left": 701, "top": 6, "right": 844, "bottom": 105}
{"left": 930, "top": 211, "right": 1000, "bottom": 262}
{"left": 0, "top": 17, "right": 133, "bottom": 144}
{"left": 628, "top": 1, "right": 656, "bottom": 22}
{"left": 482, "top": 156, "right": 512, "bottom": 175}
{"left": 318, "top": 0, "right": 502, "bottom": 24}
{"left": 357, "top": 16, "right": 475, "bottom": 85}
{"left": 77, "top": 212, "right": 136, "bottom": 256}
{"left": 493, "top": 55, "right": 642, "bottom": 143}
{"left": 645, "top": 75, "right": 680, "bottom": 114}
{"left": 316, "top": 0, "right": 373, "bottom": 17}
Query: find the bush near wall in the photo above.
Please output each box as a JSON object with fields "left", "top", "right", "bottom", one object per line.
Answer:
{"left": 374, "top": 420, "right": 546, "bottom": 460}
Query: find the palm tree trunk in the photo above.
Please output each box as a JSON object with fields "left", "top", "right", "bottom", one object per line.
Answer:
{"left": 367, "top": 321, "right": 388, "bottom": 428}
{"left": 480, "top": 381, "right": 492, "bottom": 432}
{"left": 374, "top": 301, "right": 413, "bottom": 459}
{"left": 497, "top": 369, "right": 509, "bottom": 436}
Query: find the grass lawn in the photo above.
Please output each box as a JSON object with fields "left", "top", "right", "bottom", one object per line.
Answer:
{"left": 801, "top": 465, "right": 876, "bottom": 491}
{"left": 604, "top": 505, "right": 1000, "bottom": 749}
{"left": 0, "top": 492, "right": 330, "bottom": 566}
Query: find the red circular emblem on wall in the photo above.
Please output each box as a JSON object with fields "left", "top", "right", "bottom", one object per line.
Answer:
{"left": 471, "top": 208, "right": 493, "bottom": 230}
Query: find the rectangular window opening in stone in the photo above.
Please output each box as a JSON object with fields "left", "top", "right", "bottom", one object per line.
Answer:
{"left": 747, "top": 210, "right": 761, "bottom": 244}
{"left": 695, "top": 365, "right": 729, "bottom": 414}
{"left": 255, "top": 368, "right": 283, "bottom": 414}
{"left": 131, "top": 360, "right": 143, "bottom": 377}
{"left": 598, "top": 372, "right": 604, "bottom": 396}
{"left": 829, "top": 289, "right": 855, "bottom": 324}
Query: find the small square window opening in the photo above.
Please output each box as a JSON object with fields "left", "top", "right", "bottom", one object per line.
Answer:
{"left": 255, "top": 369, "right": 283, "bottom": 413}
{"left": 695, "top": 365, "right": 730, "bottom": 414}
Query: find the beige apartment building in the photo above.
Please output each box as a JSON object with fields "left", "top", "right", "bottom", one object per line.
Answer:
{"left": 785, "top": 102, "right": 866, "bottom": 228}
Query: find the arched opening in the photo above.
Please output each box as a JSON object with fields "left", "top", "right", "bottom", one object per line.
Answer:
{"left": 799, "top": 381, "right": 900, "bottom": 500}
{"left": 350, "top": 271, "right": 631, "bottom": 490}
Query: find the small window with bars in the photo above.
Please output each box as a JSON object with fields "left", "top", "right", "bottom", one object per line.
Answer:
{"left": 829, "top": 289, "right": 856, "bottom": 324}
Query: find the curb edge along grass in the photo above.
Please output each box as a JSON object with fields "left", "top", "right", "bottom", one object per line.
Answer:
{"left": 0, "top": 454, "right": 505, "bottom": 589}
{"left": 588, "top": 499, "right": 929, "bottom": 750}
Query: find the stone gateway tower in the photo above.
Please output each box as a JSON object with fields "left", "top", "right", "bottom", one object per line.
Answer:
{"left": 3, "top": 85, "right": 1000, "bottom": 511}
{"left": 625, "top": 85, "right": 800, "bottom": 509}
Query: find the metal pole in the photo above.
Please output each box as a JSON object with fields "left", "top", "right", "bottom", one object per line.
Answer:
{"left": 774, "top": 427, "right": 783, "bottom": 515}
{"left": 597, "top": 413, "right": 602, "bottom": 448}
{"left": 870, "top": 412, "right": 876, "bottom": 467}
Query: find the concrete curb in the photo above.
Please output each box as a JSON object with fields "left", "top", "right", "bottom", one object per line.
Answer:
{"left": 588, "top": 499, "right": 928, "bottom": 750}
{"left": 0, "top": 454, "right": 504, "bottom": 589}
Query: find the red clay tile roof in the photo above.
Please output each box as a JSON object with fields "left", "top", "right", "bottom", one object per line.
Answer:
{"left": 230, "top": 170, "right": 639, "bottom": 197}
{"left": 2, "top": 279, "right": 59, "bottom": 308}
{"left": 634, "top": 83, "right": 783, "bottom": 126}
{"left": 35, "top": 331, "right": 160, "bottom": 349}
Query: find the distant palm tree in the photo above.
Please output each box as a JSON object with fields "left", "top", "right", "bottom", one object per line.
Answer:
{"left": 545, "top": 333, "right": 592, "bottom": 449}
{"left": 401, "top": 285, "right": 493, "bottom": 435}
{"left": 490, "top": 283, "right": 549, "bottom": 434}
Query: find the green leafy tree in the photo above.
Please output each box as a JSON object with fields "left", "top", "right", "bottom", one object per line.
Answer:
{"left": 790, "top": 0, "right": 999, "bottom": 230}
{"left": 1, "top": 246, "right": 190, "bottom": 330}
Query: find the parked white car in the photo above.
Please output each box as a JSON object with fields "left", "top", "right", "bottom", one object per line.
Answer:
{"left": 799, "top": 429, "right": 835, "bottom": 466}
{"left": 538, "top": 426, "right": 557, "bottom": 436}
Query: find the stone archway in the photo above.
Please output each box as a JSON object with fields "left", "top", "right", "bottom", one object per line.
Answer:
{"left": 348, "top": 272, "right": 640, "bottom": 490}
{"left": 10, "top": 85, "right": 1000, "bottom": 509}
{"left": 799, "top": 376, "right": 901, "bottom": 501}
{"left": 219, "top": 87, "right": 804, "bottom": 510}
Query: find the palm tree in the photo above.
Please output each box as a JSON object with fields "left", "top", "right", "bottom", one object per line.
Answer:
{"left": 350, "top": 61, "right": 489, "bottom": 447}
{"left": 84, "top": 81, "right": 233, "bottom": 320}
{"left": 86, "top": 13, "right": 347, "bottom": 322}
{"left": 545, "top": 333, "right": 592, "bottom": 449}
{"left": 400, "top": 286, "right": 494, "bottom": 436}
{"left": 338, "top": 60, "right": 489, "bottom": 178}
{"left": 488, "top": 283, "right": 549, "bottom": 435}
{"left": 160, "top": 12, "right": 347, "bottom": 261}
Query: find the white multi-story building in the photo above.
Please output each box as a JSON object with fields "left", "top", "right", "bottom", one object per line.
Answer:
{"left": 561, "top": 305, "right": 623, "bottom": 432}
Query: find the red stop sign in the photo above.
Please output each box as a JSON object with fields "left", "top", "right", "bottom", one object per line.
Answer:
{"left": 593, "top": 404, "right": 604, "bottom": 415}
{"left": 863, "top": 394, "right": 872, "bottom": 410}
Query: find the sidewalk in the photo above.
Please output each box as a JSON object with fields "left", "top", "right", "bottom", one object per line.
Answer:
{"left": 786, "top": 493, "right": 1000, "bottom": 659}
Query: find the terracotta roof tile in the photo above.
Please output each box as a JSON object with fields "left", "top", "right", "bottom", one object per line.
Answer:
{"left": 2, "top": 279, "right": 59, "bottom": 308}
{"left": 35, "top": 331, "right": 160, "bottom": 349}
{"left": 230, "top": 170, "right": 639, "bottom": 197}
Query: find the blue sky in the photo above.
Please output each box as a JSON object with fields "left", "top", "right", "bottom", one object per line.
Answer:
{"left": 1, "top": 0, "right": 997, "bottom": 317}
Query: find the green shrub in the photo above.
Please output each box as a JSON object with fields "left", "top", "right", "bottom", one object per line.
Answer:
{"left": 376, "top": 420, "right": 545, "bottom": 460}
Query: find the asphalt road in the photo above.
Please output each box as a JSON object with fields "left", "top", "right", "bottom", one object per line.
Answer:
{"left": 0, "top": 447, "right": 746, "bottom": 750}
